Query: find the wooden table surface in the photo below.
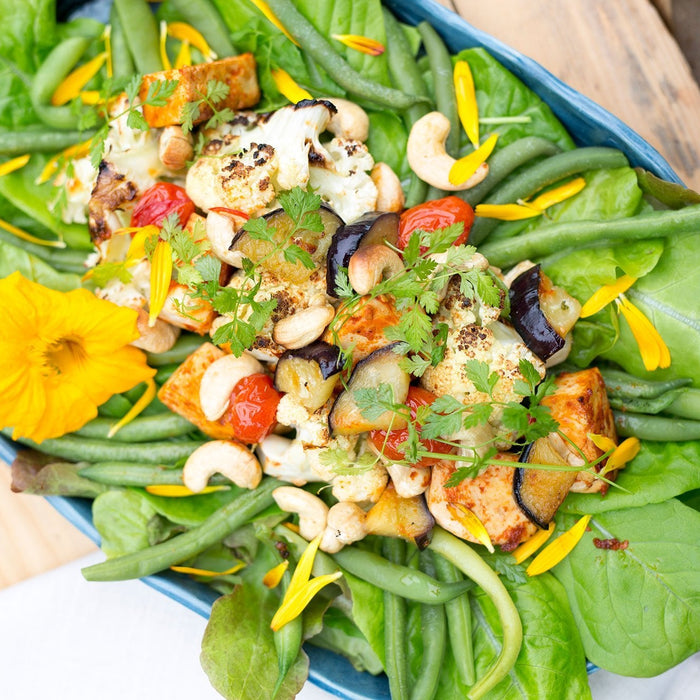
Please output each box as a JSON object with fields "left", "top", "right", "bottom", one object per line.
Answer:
{"left": 2, "top": 0, "right": 700, "bottom": 591}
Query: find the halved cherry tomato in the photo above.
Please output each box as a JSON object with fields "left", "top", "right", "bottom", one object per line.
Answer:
{"left": 369, "top": 386, "right": 454, "bottom": 467}
{"left": 398, "top": 196, "right": 475, "bottom": 250}
{"left": 131, "top": 182, "right": 195, "bottom": 228}
{"left": 227, "top": 373, "right": 282, "bottom": 444}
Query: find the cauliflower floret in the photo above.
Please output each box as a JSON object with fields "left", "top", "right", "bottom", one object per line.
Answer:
{"left": 52, "top": 157, "right": 97, "bottom": 224}
{"left": 309, "top": 138, "right": 378, "bottom": 223}
{"left": 257, "top": 435, "right": 324, "bottom": 486}
{"left": 332, "top": 463, "right": 388, "bottom": 505}
{"left": 276, "top": 394, "right": 331, "bottom": 447}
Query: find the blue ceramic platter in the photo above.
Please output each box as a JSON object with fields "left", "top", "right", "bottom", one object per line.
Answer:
{"left": 3, "top": 0, "right": 680, "bottom": 696}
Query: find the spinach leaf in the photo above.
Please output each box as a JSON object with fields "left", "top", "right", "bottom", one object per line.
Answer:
{"left": 366, "top": 110, "right": 409, "bottom": 179}
{"left": 92, "top": 489, "right": 157, "bottom": 557}
{"left": 453, "top": 48, "right": 574, "bottom": 152}
{"left": 201, "top": 580, "right": 308, "bottom": 700}
{"left": 343, "top": 569, "right": 386, "bottom": 668}
{"left": 0, "top": 239, "right": 80, "bottom": 291}
{"left": 561, "top": 440, "right": 700, "bottom": 514}
{"left": 553, "top": 500, "right": 700, "bottom": 676}
{"left": 468, "top": 573, "right": 591, "bottom": 700}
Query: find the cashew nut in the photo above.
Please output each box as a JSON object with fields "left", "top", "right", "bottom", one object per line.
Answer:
{"left": 130, "top": 307, "right": 181, "bottom": 353}
{"left": 159, "top": 283, "right": 215, "bottom": 333}
{"left": 407, "top": 111, "right": 488, "bottom": 191}
{"left": 348, "top": 244, "right": 404, "bottom": 295}
{"left": 272, "top": 486, "right": 329, "bottom": 541}
{"left": 183, "top": 440, "right": 262, "bottom": 492}
{"left": 258, "top": 435, "right": 324, "bottom": 485}
{"left": 199, "top": 352, "right": 264, "bottom": 421}
{"left": 320, "top": 502, "right": 368, "bottom": 553}
{"left": 387, "top": 463, "right": 431, "bottom": 498}
{"left": 273, "top": 304, "right": 335, "bottom": 349}
{"left": 324, "top": 97, "right": 370, "bottom": 142}
{"left": 371, "top": 162, "right": 405, "bottom": 213}
{"left": 205, "top": 210, "right": 246, "bottom": 267}
{"left": 159, "top": 125, "right": 194, "bottom": 171}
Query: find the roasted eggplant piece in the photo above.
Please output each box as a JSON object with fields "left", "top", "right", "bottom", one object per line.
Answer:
{"left": 326, "top": 211, "right": 400, "bottom": 296}
{"left": 513, "top": 438, "right": 578, "bottom": 529}
{"left": 230, "top": 204, "right": 343, "bottom": 284}
{"left": 329, "top": 343, "right": 410, "bottom": 435}
{"left": 509, "top": 264, "right": 580, "bottom": 361}
{"left": 274, "top": 342, "right": 343, "bottom": 411}
{"left": 364, "top": 483, "right": 434, "bottom": 545}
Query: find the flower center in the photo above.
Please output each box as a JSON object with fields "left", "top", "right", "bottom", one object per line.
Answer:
{"left": 44, "top": 335, "right": 87, "bottom": 375}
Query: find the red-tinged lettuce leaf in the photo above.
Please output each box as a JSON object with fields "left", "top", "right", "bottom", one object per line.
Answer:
{"left": 10, "top": 448, "right": 106, "bottom": 498}
{"left": 201, "top": 583, "right": 309, "bottom": 700}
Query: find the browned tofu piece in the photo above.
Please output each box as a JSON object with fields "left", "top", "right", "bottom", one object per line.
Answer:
{"left": 140, "top": 54, "right": 260, "bottom": 128}
{"left": 542, "top": 367, "right": 617, "bottom": 492}
{"left": 157, "top": 342, "right": 237, "bottom": 439}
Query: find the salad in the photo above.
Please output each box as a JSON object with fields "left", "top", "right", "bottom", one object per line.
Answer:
{"left": 2, "top": 0, "right": 700, "bottom": 698}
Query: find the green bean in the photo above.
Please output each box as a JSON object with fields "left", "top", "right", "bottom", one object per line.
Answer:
{"left": 97, "top": 394, "right": 133, "bottom": 419}
{"left": 79, "top": 462, "right": 184, "bottom": 486}
{"left": 614, "top": 412, "right": 700, "bottom": 442}
{"left": 113, "top": 0, "right": 162, "bottom": 75}
{"left": 82, "top": 477, "right": 279, "bottom": 580}
{"left": 331, "top": 546, "right": 474, "bottom": 604}
{"left": 433, "top": 553, "right": 475, "bottom": 686}
{"left": 0, "top": 229, "right": 92, "bottom": 271}
{"left": 8, "top": 430, "right": 205, "bottom": 464}
{"left": 410, "top": 552, "right": 446, "bottom": 700}
{"left": 169, "top": 0, "right": 235, "bottom": 59}
{"left": 124, "top": 381, "right": 150, "bottom": 404}
{"left": 383, "top": 538, "right": 409, "bottom": 700}
{"left": 0, "top": 128, "right": 96, "bottom": 156}
{"left": 469, "top": 147, "right": 629, "bottom": 245}
{"left": 73, "top": 413, "right": 195, "bottom": 442}
{"left": 608, "top": 389, "right": 687, "bottom": 415}
{"left": 665, "top": 389, "right": 700, "bottom": 421}
{"left": 146, "top": 333, "right": 205, "bottom": 366}
{"left": 478, "top": 203, "right": 700, "bottom": 268}
{"left": 429, "top": 528, "right": 522, "bottom": 700}
{"left": 109, "top": 3, "right": 136, "bottom": 80}
{"left": 460, "top": 136, "right": 561, "bottom": 207}
{"left": 154, "top": 363, "right": 180, "bottom": 385}
{"left": 265, "top": 0, "right": 428, "bottom": 111}
{"left": 273, "top": 568, "right": 303, "bottom": 698}
{"left": 599, "top": 367, "right": 692, "bottom": 399}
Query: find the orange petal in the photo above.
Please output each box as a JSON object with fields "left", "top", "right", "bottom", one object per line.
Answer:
{"left": 526, "top": 514, "right": 591, "bottom": 576}
{"left": 0, "top": 217, "right": 65, "bottom": 248}
{"left": 171, "top": 562, "right": 244, "bottom": 576}
{"left": 603, "top": 436, "right": 640, "bottom": 475}
{"left": 263, "top": 561, "right": 289, "bottom": 588}
{"left": 448, "top": 133, "right": 498, "bottom": 186}
{"left": 148, "top": 239, "right": 173, "bottom": 327}
{"left": 526, "top": 177, "right": 586, "bottom": 211}
{"left": 51, "top": 52, "right": 108, "bottom": 106}
{"left": 167, "top": 21, "right": 216, "bottom": 60}
{"left": 249, "top": 0, "right": 299, "bottom": 46}
{"left": 0, "top": 154, "right": 30, "bottom": 177}
{"left": 145, "top": 484, "right": 230, "bottom": 497}
{"left": 270, "top": 68, "right": 312, "bottom": 104}
{"left": 447, "top": 503, "right": 495, "bottom": 553}
{"left": 474, "top": 203, "right": 541, "bottom": 221}
{"left": 616, "top": 296, "right": 670, "bottom": 371}
{"left": 579, "top": 274, "right": 636, "bottom": 318}
{"left": 512, "top": 521, "right": 556, "bottom": 565}
{"left": 454, "top": 60, "right": 479, "bottom": 148}
{"left": 270, "top": 571, "right": 343, "bottom": 631}
{"left": 332, "top": 34, "right": 385, "bottom": 56}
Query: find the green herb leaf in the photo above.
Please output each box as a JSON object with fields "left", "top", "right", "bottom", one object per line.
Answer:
{"left": 464, "top": 359, "right": 499, "bottom": 396}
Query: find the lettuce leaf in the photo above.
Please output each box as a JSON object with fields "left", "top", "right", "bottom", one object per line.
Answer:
{"left": 0, "top": 239, "right": 80, "bottom": 291}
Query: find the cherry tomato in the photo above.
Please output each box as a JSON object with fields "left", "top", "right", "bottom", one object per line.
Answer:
{"left": 398, "top": 196, "right": 475, "bottom": 250}
{"left": 131, "top": 182, "right": 195, "bottom": 228}
{"left": 227, "top": 373, "right": 282, "bottom": 444}
{"left": 369, "top": 386, "right": 454, "bottom": 467}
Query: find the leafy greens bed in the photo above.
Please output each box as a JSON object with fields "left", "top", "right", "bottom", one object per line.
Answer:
{"left": 2, "top": 0, "right": 700, "bottom": 699}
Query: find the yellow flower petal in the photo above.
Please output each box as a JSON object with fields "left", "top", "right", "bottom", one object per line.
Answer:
{"left": 289, "top": 534, "right": 321, "bottom": 591}
{"left": 579, "top": 274, "right": 636, "bottom": 318}
{"left": 79, "top": 90, "right": 103, "bottom": 105}
{"left": 602, "top": 436, "right": 640, "bottom": 475}
{"left": 145, "top": 484, "right": 230, "bottom": 497}
{"left": 51, "top": 52, "right": 108, "bottom": 106}
{"left": 249, "top": 0, "right": 299, "bottom": 46}
{"left": 107, "top": 377, "right": 156, "bottom": 437}
{"left": 149, "top": 239, "right": 173, "bottom": 327}
{"left": 171, "top": 562, "right": 244, "bottom": 576}
{"left": 167, "top": 22, "right": 216, "bottom": 60}
{"left": 174, "top": 40, "right": 192, "bottom": 70}
{"left": 512, "top": 521, "right": 556, "bottom": 565}
{"left": 616, "top": 296, "right": 670, "bottom": 371}
{"left": 263, "top": 560, "right": 290, "bottom": 588}
{"left": 447, "top": 503, "right": 495, "bottom": 553}
{"left": 0, "top": 154, "right": 30, "bottom": 177}
{"left": 160, "top": 21, "right": 172, "bottom": 71}
{"left": 474, "top": 203, "right": 541, "bottom": 221}
{"left": 526, "top": 514, "right": 591, "bottom": 576}
{"left": 526, "top": 177, "right": 586, "bottom": 211}
{"left": 270, "top": 571, "right": 343, "bottom": 631}
{"left": 125, "top": 225, "right": 159, "bottom": 262}
{"left": 332, "top": 34, "right": 385, "bottom": 56}
{"left": 0, "top": 217, "right": 65, "bottom": 248}
{"left": 454, "top": 60, "right": 479, "bottom": 148}
{"left": 588, "top": 433, "right": 617, "bottom": 453}
{"left": 104, "top": 25, "right": 113, "bottom": 79}
{"left": 448, "top": 132, "right": 498, "bottom": 186}
{"left": 270, "top": 67, "right": 312, "bottom": 104}
{"left": 36, "top": 139, "right": 92, "bottom": 185}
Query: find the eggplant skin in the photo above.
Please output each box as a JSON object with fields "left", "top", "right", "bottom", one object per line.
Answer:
{"left": 509, "top": 264, "right": 565, "bottom": 361}
{"left": 278, "top": 341, "right": 342, "bottom": 380}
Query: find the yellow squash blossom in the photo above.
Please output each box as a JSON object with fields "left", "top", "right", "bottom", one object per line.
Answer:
{"left": 580, "top": 275, "right": 670, "bottom": 372}
{"left": 0, "top": 272, "right": 155, "bottom": 443}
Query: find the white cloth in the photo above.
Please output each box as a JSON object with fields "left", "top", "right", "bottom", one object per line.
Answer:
{"left": 0, "top": 552, "right": 697, "bottom": 699}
